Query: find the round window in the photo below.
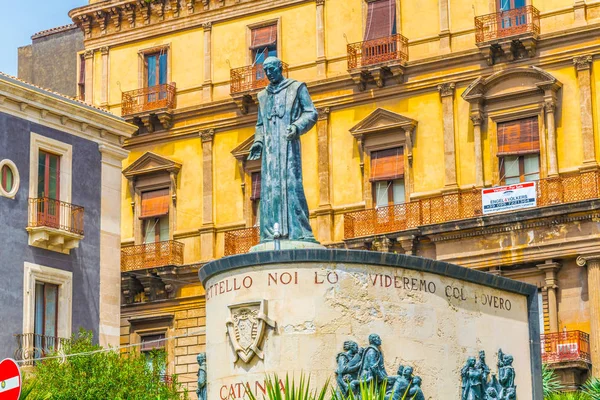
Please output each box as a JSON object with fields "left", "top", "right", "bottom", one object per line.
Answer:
{"left": 0, "top": 160, "right": 19, "bottom": 199}
{"left": 1, "top": 164, "right": 14, "bottom": 192}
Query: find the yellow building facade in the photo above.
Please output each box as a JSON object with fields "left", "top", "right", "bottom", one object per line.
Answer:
{"left": 70, "top": 0, "right": 600, "bottom": 393}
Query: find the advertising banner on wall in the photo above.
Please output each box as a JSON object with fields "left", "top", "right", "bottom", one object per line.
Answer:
{"left": 482, "top": 182, "right": 537, "bottom": 215}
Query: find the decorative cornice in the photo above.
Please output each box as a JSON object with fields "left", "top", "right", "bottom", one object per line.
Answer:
{"left": 200, "top": 128, "right": 215, "bottom": 142}
{"left": 437, "top": 82, "right": 455, "bottom": 98}
{"left": 573, "top": 55, "right": 593, "bottom": 71}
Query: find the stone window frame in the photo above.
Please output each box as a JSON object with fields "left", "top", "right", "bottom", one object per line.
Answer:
{"left": 360, "top": 0, "right": 402, "bottom": 40}
{"left": 0, "top": 159, "right": 20, "bottom": 199}
{"left": 462, "top": 66, "right": 562, "bottom": 187}
{"left": 245, "top": 18, "right": 282, "bottom": 65}
{"left": 128, "top": 315, "right": 174, "bottom": 376}
{"left": 137, "top": 44, "right": 172, "bottom": 90}
{"left": 488, "top": 107, "right": 546, "bottom": 186}
{"left": 231, "top": 135, "right": 262, "bottom": 227}
{"left": 349, "top": 108, "right": 417, "bottom": 209}
{"left": 28, "top": 132, "right": 73, "bottom": 203}
{"left": 22, "top": 262, "right": 73, "bottom": 340}
{"left": 123, "top": 152, "right": 181, "bottom": 245}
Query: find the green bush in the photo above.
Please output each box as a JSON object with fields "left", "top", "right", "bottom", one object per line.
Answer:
{"left": 22, "top": 329, "right": 186, "bottom": 400}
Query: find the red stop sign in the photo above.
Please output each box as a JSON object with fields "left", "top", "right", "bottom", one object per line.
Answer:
{"left": 0, "top": 358, "right": 21, "bottom": 400}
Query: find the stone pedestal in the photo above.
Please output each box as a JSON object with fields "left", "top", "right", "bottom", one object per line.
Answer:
{"left": 200, "top": 250, "right": 542, "bottom": 399}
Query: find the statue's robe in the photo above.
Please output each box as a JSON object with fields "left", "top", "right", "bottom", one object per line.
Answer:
{"left": 254, "top": 78, "right": 318, "bottom": 242}
{"left": 197, "top": 365, "right": 207, "bottom": 400}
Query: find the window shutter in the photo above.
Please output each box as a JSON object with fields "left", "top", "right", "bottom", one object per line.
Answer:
{"left": 497, "top": 117, "right": 540, "bottom": 156}
{"left": 251, "top": 172, "right": 261, "bottom": 200}
{"left": 250, "top": 25, "right": 277, "bottom": 50}
{"left": 370, "top": 147, "right": 404, "bottom": 181}
{"left": 140, "top": 189, "right": 170, "bottom": 218}
{"left": 364, "top": 0, "right": 396, "bottom": 41}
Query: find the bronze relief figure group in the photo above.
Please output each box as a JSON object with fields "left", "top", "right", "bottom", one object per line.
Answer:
{"left": 335, "top": 334, "right": 425, "bottom": 399}
{"left": 461, "top": 349, "right": 517, "bottom": 400}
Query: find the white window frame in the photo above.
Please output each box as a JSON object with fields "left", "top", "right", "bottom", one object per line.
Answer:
{"left": 0, "top": 159, "right": 20, "bottom": 199}
{"left": 23, "top": 262, "right": 73, "bottom": 339}
{"left": 29, "top": 132, "right": 73, "bottom": 203}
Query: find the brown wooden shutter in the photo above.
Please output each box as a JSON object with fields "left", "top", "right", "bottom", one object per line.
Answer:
{"left": 497, "top": 117, "right": 540, "bottom": 155}
{"left": 370, "top": 147, "right": 404, "bottom": 181}
{"left": 140, "top": 189, "right": 170, "bottom": 218}
{"left": 141, "top": 334, "right": 166, "bottom": 351}
{"left": 250, "top": 25, "right": 277, "bottom": 50}
{"left": 251, "top": 172, "right": 261, "bottom": 200}
{"left": 364, "top": 0, "right": 396, "bottom": 41}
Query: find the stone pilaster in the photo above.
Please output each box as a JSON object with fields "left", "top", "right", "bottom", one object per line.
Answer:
{"left": 574, "top": 55, "right": 597, "bottom": 170}
{"left": 202, "top": 22, "right": 213, "bottom": 102}
{"left": 316, "top": 107, "right": 333, "bottom": 243}
{"left": 577, "top": 254, "right": 600, "bottom": 377}
{"left": 470, "top": 111, "right": 484, "bottom": 187}
{"left": 544, "top": 98, "right": 559, "bottom": 177}
{"left": 438, "top": 83, "right": 458, "bottom": 190}
{"left": 200, "top": 129, "right": 215, "bottom": 260}
{"left": 84, "top": 50, "right": 94, "bottom": 104}
{"left": 403, "top": 125, "right": 415, "bottom": 193}
{"left": 537, "top": 260, "right": 561, "bottom": 333}
{"left": 100, "top": 47, "right": 109, "bottom": 108}
{"left": 438, "top": 0, "right": 451, "bottom": 53}
{"left": 316, "top": 0, "right": 327, "bottom": 78}
{"left": 574, "top": 0, "right": 587, "bottom": 25}
{"left": 98, "top": 144, "right": 129, "bottom": 347}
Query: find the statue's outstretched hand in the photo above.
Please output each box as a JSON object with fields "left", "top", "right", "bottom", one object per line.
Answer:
{"left": 286, "top": 124, "right": 299, "bottom": 141}
{"left": 248, "top": 142, "right": 263, "bottom": 160}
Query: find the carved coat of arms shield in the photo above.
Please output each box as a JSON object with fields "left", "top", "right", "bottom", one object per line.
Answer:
{"left": 226, "top": 300, "right": 275, "bottom": 363}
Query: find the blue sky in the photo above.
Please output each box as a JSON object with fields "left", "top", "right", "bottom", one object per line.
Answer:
{"left": 0, "top": 0, "right": 85, "bottom": 76}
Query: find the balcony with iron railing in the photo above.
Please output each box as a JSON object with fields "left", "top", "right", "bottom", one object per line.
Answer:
{"left": 121, "top": 83, "right": 176, "bottom": 132}
{"left": 14, "top": 333, "right": 69, "bottom": 366}
{"left": 230, "top": 63, "right": 289, "bottom": 114}
{"left": 224, "top": 226, "right": 259, "bottom": 256}
{"left": 347, "top": 34, "right": 409, "bottom": 90}
{"left": 541, "top": 331, "right": 591, "bottom": 365}
{"left": 474, "top": 6, "right": 540, "bottom": 65}
{"left": 121, "top": 240, "right": 185, "bottom": 272}
{"left": 344, "top": 170, "right": 600, "bottom": 240}
{"left": 26, "top": 197, "right": 84, "bottom": 254}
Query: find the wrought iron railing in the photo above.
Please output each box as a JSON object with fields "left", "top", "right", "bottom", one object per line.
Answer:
{"left": 121, "top": 83, "right": 176, "bottom": 117}
{"left": 28, "top": 197, "right": 84, "bottom": 236}
{"left": 344, "top": 170, "right": 600, "bottom": 239}
{"left": 224, "top": 227, "right": 259, "bottom": 256}
{"left": 121, "top": 240, "right": 184, "bottom": 271}
{"left": 347, "top": 34, "right": 409, "bottom": 69}
{"left": 541, "top": 331, "right": 591, "bottom": 364}
{"left": 14, "top": 333, "right": 69, "bottom": 366}
{"left": 475, "top": 5, "right": 540, "bottom": 43}
{"left": 230, "top": 63, "right": 289, "bottom": 94}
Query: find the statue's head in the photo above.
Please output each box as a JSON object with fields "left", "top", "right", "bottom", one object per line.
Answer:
{"left": 368, "top": 333, "right": 382, "bottom": 347}
{"left": 402, "top": 366, "right": 413, "bottom": 378}
{"left": 479, "top": 350, "right": 486, "bottom": 359}
{"left": 396, "top": 365, "right": 404, "bottom": 375}
{"left": 467, "top": 356, "right": 476, "bottom": 366}
{"left": 343, "top": 341, "right": 359, "bottom": 353}
{"left": 486, "top": 387, "right": 498, "bottom": 398}
{"left": 263, "top": 57, "right": 284, "bottom": 84}
{"left": 503, "top": 355, "right": 514, "bottom": 366}
{"left": 197, "top": 352, "right": 206, "bottom": 364}
{"left": 412, "top": 376, "right": 422, "bottom": 387}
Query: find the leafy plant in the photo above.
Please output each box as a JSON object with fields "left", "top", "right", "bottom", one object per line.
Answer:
{"left": 545, "top": 393, "right": 591, "bottom": 400}
{"left": 25, "top": 329, "right": 186, "bottom": 400}
{"left": 243, "top": 374, "right": 329, "bottom": 400}
{"left": 543, "top": 364, "right": 565, "bottom": 397}
{"left": 583, "top": 377, "right": 600, "bottom": 399}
